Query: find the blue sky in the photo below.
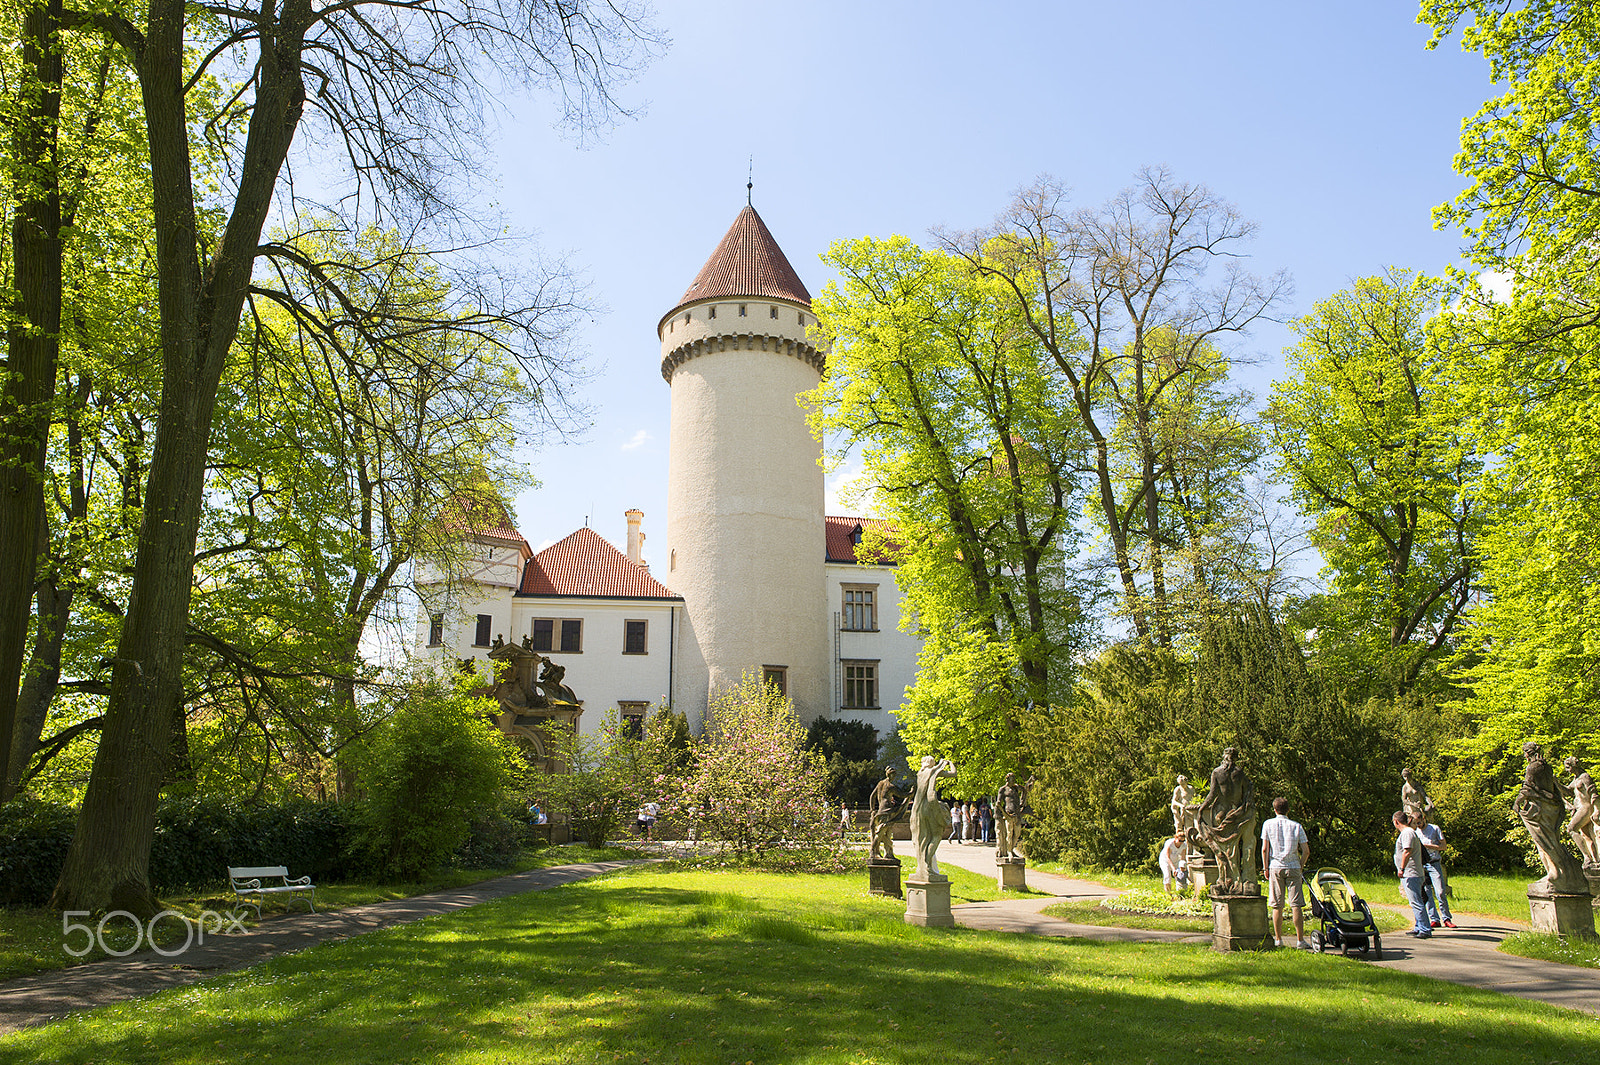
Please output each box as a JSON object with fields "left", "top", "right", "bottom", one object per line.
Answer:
{"left": 487, "top": 0, "right": 1492, "bottom": 564}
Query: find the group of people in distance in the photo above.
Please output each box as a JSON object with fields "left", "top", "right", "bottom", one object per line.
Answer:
{"left": 946, "top": 798, "right": 994, "bottom": 843}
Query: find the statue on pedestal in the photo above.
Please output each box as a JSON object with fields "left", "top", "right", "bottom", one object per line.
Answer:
{"left": 1191, "top": 747, "right": 1258, "bottom": 895}
{"left": 1517, "top": 743, "right": 1589, "bottom": 895}
{"left": 868, "top": 767, "right": 904, "bottom": 861}
{"left": 910, "top": 756, "right": 955, "bottom": 879}
{"left": 1563, "top": 756, "right": 1599, "bottom": 868}
{"left": 995, "top": 772, "right": 1029, "bottom": 859}
{"left": 1171, "top": 774, "right": 1195, "bottom": 836}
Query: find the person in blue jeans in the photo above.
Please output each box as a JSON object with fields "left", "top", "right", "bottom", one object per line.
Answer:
{"left": 1393, "top": 810, "right": 1431, "bottom": 937}
{"left": 1413, "top": 810, "right": 1455, "bottom": 928}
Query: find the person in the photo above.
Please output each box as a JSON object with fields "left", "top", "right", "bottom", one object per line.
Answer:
{"left": 911, "top": 756, "right": 957, "bottom": 879}
{"left": 838, "top": 803, "right": 852, "bottom": 839}
{"left": 1393, "top": 809, "right": 1431, "bottom": 938}
{"left": 1412, "top": 809, "right": 1454, "bottom": 928}
{"left": 979, "top": 799, "right": 994, "bottom": 844}
{"left": 1260, "top": 796, "right": 1311, "bottom": 949}
{"left": 1158, "top": 834, "right": 1189, "bottom": 896}
{"left": 947, "top": 800, "right": 962, "bottom": 842}
{"left": 527, "top": 801, "right": 547, "bottom": 826}
{"left": 995, "top": 773, "right": 1029, "bottom": 859}
{"left": 964, "top": 801, "right": 977, "bottom": 842}
{"left": 636, "top": 800, "right": 659, "bottom": 842}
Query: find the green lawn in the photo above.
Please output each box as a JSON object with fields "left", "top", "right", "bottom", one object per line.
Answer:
{"left": 3, "top": 863, "right": 1598, "bottom": 1065}
{"left": 0, "top": 845, "right": 636, "bottom": 982}
{"left": 1344, "top": 872, "right": 1535, "bottom": 925}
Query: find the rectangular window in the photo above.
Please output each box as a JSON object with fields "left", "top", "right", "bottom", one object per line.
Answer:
{"left": 560, "top": 619, "right": 583, "bottom": 653}
{"left": 531, "top": 618, "right": 553, "bottom": 652}
{"left": 842, "top": 584, "right": 878, "bottom": 631}
{"left": 843, "top": 661, "right": 879, "bottom": 709}
{"left": 474, "top": 614, "right": 492, "bottom": 647}
{"left": 427, "top": 613, "right": 444, "bottom": 647}
{"left": 619, "top": 701, "right": 648, "bottom": 739}
{"left": 624, "top": 619, "right": 648, "bottom": 654}
{"left": 762, "top": 666, "right": 787, "bottom": 697}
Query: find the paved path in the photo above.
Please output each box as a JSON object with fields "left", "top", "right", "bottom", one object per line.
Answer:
{"left": 0, "top": 860, "right": 643, "bottom": 1036}
{"left": 933, "top": 841, "right": 1600, "bottom": 1015}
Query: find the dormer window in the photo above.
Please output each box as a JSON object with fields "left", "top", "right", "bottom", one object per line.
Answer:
{"left": 851, "top": 524, "right": 864, "bottom": 546}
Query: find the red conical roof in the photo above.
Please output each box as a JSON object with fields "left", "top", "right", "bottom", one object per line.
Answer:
{"left": 674, "top": 205, "right": 812, "bottom": 309}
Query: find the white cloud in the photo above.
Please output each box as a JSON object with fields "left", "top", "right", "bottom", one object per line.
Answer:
{"left": 620, "top": 429, "right": 650, "bottom": 451}
{"left": 826, "top": 459, "right": 876, "bottom": 517}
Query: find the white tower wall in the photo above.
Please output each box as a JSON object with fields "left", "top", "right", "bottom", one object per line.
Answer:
{"left": 662, "top": 298, "right": 829, "bottom": 725}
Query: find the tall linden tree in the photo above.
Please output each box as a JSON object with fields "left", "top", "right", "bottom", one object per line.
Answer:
{"left": 1423, "top": 1, "right": 1600, "bottom": 758}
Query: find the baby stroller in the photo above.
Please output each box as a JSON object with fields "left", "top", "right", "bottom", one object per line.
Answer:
{"left": 1305, "top": 867, "right": 1383, "bottom": 959}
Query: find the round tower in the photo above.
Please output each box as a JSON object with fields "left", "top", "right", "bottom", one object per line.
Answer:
{"left": 659, "top": 204, "right": 829, "bottom": 725}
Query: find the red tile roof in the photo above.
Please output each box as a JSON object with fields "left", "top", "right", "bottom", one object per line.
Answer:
{"left": 518, "top": 527, "right": 682, "bottom": 599}
{"left": 673, "top": 205, "right": 812, "bottom": 311}
{"left": 825, "top": 515, "right": 901, "bottom": 564}
{"left": 445, "top": 495, "right": 530, "bottom": 553}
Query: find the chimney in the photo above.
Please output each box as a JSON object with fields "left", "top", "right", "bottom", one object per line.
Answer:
{"left": 625, "top": 509, "right": 645, "bottom": 565}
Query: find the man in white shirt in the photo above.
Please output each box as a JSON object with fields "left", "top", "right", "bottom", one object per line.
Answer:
{"left": 1259, "top": 796, "right": 1311, "bottom": 949}
{"left": 1393, "top": 809, "right": 1431, "bottom": 937}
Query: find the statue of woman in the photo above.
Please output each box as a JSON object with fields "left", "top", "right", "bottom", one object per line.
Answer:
{"left": 1193, "top": 747, "right": 1258, "bottom": 895}
{"left": 1516, "top": 743, "right": 1588, "bottom": 895}
{"left": 910, "top": 755, "right": 955, "bottom": 880}
{"left": 1563, "top": 756, "right": 1600, "bottom": 867}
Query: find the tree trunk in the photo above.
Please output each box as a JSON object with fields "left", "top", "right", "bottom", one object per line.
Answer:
{"left": 49, "top": 0, "right": 307, "bottom": 913}
{"left": 0, "top": 0, "right": 64, "bottom": 802}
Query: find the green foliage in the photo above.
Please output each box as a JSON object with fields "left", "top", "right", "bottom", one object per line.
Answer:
{"left": 1266, "top": 270, "right": 1481, "bottom": 696}
{"left": 805, "top": 718, "right": 880, "bottom": 806}
{"left": 805, "top": 235, "right": 1096, "bottom": 777}
{"left": 353, "top": 679, "right": 515, "bottom": 878}
{"left": 1024, "top": 607, "right": 1404, "bottom": 872}
{"left": 528, "top": 706, "right": 678, "bottom": 848}
{"left": 0, "top": 795, "right": 368, "bottom": 906}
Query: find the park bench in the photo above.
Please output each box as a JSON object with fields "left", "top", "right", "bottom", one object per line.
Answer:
{"left": 228, "top": 865, "right": 316, "bottom": 919}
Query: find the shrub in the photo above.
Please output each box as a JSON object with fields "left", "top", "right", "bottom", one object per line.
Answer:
{"left": 353, "top": 678, "right": 515, "bottom": 879}
{"left": 674, "top": 673, "right": 835, "bottom": 860}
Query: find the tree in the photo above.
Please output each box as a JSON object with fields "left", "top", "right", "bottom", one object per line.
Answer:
{"left": 1421, "top": 2, "right": 1600, "bottom": 759}
{"left": 31, "top": 0, "right": 658, "bottom": 914}
{"left": 1264, "top": 270, "right": 1482, "bottom": 695}
{"left": 674, "top": 674, "right": 831, "bottom": 859}
{"left": 805, "top": 235, "right": 1095, "bottom": 786}
{"left": 805, "top": 717, "right": 879, "bottom": 807}
{"left": 942, "top": 170, "right": 1289, "bottom": 646}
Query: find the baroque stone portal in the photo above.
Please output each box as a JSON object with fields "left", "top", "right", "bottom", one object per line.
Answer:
{"left": 475, "top": 635, "right": 584, "bottom": 772}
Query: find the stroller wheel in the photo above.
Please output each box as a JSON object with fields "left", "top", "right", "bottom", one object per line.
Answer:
{"left": 1370, "top": 933, "right": 1382, "bottom": 960}
{"left": 1311, "top": 931, "right": 1325, "bottom": 953}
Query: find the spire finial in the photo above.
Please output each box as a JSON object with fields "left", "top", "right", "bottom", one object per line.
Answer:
{"left": 747, "top": 156, "right": 753, "bottom": 205}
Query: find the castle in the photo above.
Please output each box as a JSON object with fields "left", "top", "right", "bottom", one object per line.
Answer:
{"left": 419, "top": 204, "right": 921, "bottom": 738}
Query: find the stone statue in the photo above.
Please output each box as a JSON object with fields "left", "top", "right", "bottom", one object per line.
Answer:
{"left": 1171, "top": 774, "right": 1195, "bottom": 835}
{"left": 1563, "top": 756, "right": 1600, "bottom": 868}
{"left": 995, "top": 772, "right": 1029, "bottom": 859}
{"left": 868, "top": 767, "right": 904, "bottom": 861}
{"left": 1516, "top": 743, "right": 1589, "bottom": 895}
{"left": 1400, "top": 767, "right": 1432, "bottom": 820}
{"left": 910, "top": 755, "right": 955, "bottom": 879}
{"left": 1191, "top": 747, "right": 1258, "bottom": 895}
{"left": 538, "top": 659, "right": 579, "bottom": 706}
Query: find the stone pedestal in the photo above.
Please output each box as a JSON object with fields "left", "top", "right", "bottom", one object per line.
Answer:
{"left": 868, "top": 858, "right": 903, "bottom": 899}
{"left": 1211, "top": 893, "right": 1272, "bottom": 952}
{"left": 1529, "top": 892, "right": 1597, "bottom": 937}
{"left": 997, "top": 855, "right": 1027, "bottom": 892}
{"left": 1188, "top": 853, "right": 1218, "bottom": 893}
{"left": 905, "top": 876, "right": 955, "bottom": 927}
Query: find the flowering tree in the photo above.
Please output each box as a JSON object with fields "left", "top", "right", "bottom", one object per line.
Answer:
{"left": 676, "top": 675, "right": 833, "bottom": 858}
